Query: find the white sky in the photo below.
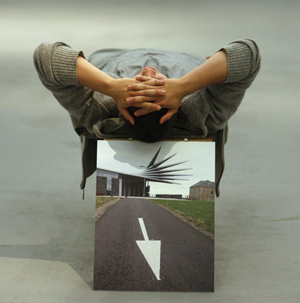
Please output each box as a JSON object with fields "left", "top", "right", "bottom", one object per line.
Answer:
{"left": 97, "top": 140, "right": 215, "bottom": 197}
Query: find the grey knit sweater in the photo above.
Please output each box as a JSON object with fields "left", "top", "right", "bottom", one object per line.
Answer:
{"left": 33, "top": 39, "right": 261, "bottom": 196}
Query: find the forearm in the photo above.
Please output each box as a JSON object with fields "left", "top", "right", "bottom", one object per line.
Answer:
{"left": 178, "top": 50, "right": 228, "bottom": 97}
{"left": 179, "top": 38, "right": 261, "bottom": 97}
{"left": 180, "top": 39, "right": 261, "bottom": 130}
{"left": 77, "top": 56, "right": 114, "bottom": 95}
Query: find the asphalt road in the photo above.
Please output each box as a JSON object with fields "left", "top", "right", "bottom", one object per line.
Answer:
{"left": 93, "top": 198, "right": 214, "bottom": 292}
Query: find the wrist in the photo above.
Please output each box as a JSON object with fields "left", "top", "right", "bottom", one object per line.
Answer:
{"left": 101, "top": 77, "right": 115, "bottom": 96}
{"left": 177, "top": 77, "right": 191, "bottom": 98}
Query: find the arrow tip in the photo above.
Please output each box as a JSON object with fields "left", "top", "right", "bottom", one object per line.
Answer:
{"left": 136, "top": 240, "right": 161, "bottom": 280}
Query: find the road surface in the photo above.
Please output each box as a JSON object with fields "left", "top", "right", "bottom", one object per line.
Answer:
{"left": 93, "top": 198, "right": 214, "bottom": 292}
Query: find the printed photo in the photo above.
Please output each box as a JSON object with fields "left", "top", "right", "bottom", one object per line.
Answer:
{"left": 94, "top": 140, "right": 215, "bottom": 292}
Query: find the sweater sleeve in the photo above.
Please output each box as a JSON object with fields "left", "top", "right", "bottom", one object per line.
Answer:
{"left": 33, "top": 42, "right": 118, "bottom": 133}
{"left": 181, "top": 39, "right": 261, "bottom": 132}
{"left": 33, "top": 42, "right": 94, "bottom": 121}
{"left": 223, "top": 39, "right": 261, "bottom": 84}
{"left": 33, "top": 42, "right": 84, "bottom": 88}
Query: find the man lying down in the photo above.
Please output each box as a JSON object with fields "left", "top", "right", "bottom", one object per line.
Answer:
{"left": 33, "top": 39, "right": 261, "bottom": 196}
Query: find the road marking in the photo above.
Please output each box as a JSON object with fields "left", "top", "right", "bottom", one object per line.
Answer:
{"left": 136, "top": 218, "right": 161, "bottom": 280}
{"left": 138, "top": 217, "right": 149, "bottom": 240}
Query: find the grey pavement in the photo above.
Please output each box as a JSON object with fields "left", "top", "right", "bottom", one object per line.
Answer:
{"left": 0, "top": 0, "right": 299, "bottom": 302}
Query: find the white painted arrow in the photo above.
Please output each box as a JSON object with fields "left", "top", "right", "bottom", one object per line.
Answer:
{"left": 136, "top": 218, "right": 161, "bottom": 280}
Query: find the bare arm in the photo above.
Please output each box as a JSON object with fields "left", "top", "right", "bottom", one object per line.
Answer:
{"left": 34, "top": 42, "right": 167, "bottom": 126}
{"left": 77, "top": 56, "right": 113, "bottom": 94}
{"left": 177, "top": 50, "right": 228, "bottom": 96}
{"left": 127, "top": 38, "right": 261, "bottom": 128}
{"left": 76, "top": 56, "right": 166, "bottom": 124}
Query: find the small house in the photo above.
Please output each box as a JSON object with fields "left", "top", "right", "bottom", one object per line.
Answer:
{"left": 189, "top": 180, "right": 215, "bottom": 201}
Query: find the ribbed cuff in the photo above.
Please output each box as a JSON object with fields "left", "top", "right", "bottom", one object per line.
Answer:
{"left": 221, "top": 39, "right": 253, "bottom": 83}
{"left": 52, "top": 43, "right": 85, "bottom": 86}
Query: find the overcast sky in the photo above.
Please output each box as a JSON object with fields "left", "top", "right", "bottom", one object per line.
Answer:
{"left": 97, "top": 140, "right": 215, "bottom": 196}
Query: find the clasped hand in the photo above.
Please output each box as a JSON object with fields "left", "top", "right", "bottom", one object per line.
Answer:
{"left": 108, "top": 78, "right": 166, "bottom": 125}
{"left": 126, "top": 76, "right": 185, "bottom": 124}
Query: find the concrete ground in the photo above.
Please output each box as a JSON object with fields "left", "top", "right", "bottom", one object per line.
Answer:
{"left": 0, "top": 0, "right": 299, "bottom": 302}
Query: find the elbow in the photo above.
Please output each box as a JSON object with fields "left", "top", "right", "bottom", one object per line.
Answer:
{"left": 33, "top": 43, "right": 45, "bottom": 75}
{"left": 33, "top": 42, "right": 56, "bottom": 85}
{"left": 224, "top": 38, "right": 261, "bottom": 84}
{"left": 245, "top": 39, "right": 261, "bottom": 78}
{"left": 33, "top": 42, "right": 50, "bottom": 73}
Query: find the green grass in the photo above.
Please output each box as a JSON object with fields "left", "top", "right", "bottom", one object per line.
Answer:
{"left": 149, "top": 199, "right": 215, "bottom": 233}
{"left": 95, "top": 196, "right": 117, "bottom": 209}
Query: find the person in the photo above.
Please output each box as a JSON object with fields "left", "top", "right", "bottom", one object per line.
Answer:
{"left": 33, "top": 39, "right": 261, "bottom": 196}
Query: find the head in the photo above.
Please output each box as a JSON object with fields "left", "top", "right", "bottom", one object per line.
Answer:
{"left": 124, "top": 107, "right": 177, "bottom": 143}
{"left": 124, "top": 66, "right": 175, "bottom": 142}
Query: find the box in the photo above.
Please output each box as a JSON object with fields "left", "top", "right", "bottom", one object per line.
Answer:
{"left": 93, "top": 139, "right": 215, "bottom": 292}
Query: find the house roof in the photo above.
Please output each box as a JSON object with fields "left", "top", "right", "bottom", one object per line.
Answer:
{"left": 190, "top": 180, "right": 215, "bottom": 188}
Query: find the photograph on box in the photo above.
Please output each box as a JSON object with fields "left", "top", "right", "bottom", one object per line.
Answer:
{"left": 94, "top": 140, "right": 215, "bottom": 292}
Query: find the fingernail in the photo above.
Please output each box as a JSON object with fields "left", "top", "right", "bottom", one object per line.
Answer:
{"left": 128, "top": 85, "right": 132, "bottom": 88}
{"left": 160, "top": 90, "right": 166, "bottom": 94}
{"left": 127, "top": 98, "right": 131, "bottom": 102}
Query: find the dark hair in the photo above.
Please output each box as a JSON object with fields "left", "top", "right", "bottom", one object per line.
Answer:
{"left": 124, "top": 107, "right": 176, "bottom": 143}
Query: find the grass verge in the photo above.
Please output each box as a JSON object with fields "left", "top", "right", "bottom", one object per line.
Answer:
{"left": 95, "top": 196, "right": 117, "bottom": 209}
{"left": 149, "top": 199, "right": 215, "bottom": 233}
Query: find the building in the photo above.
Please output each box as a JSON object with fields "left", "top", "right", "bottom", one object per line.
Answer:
{"left": 189, "top": 180, "right": 215, "bottom": 201}
{"left": 96, "top": 146, "right": 191, "bottom": 198}
{"left": 96, "top": 169, "right": 148, "bottom": 197}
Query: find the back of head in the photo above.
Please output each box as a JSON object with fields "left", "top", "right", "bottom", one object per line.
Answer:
{"left": 124, "top": 107, "right": 176, "bottom": 143}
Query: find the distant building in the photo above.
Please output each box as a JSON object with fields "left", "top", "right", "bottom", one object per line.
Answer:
{"left": 96, "top": 169, "right": 147, "bottom": 197}
{"left": 96, "top": 146, "right": 191, "bottom": 198}
{"left": 189, "top": 180, "right": 215, "bottom": 201}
